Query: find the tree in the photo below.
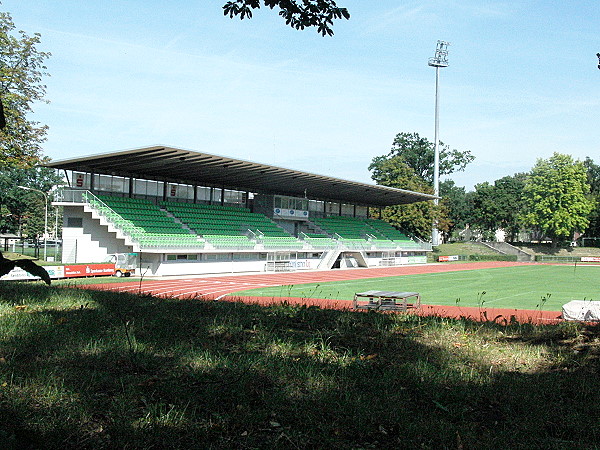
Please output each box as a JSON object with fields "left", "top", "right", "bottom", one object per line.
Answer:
{"left": 0, "top": 11, "right": 50, "bottom": 169}
{"left": 368, "top": 160, "right": 437, "bottom": 239}
{"left": 470, "top": 174, "right": 526, "bottom": 241}
{"left": 583, "top": 157, "right": 600, "bottom": 239}
{"left": 439, "top": 179, "right": 471, "bottom": 241}
{"left": 470, "top": 181, "right": 497, "bottom": 237}
{"left": 223, "top": 0, "right": 350, "bottom": 36}
{"left": 492, "top": 173, "right": 526, "bottom": 240}
{"left": 369, "top": 132, "right": 474, "bottom": 241}
{"left": 0, "top": 9, "right": 55, "bottom": 247}
{"left": 0, "top": 166, "right": 60, "bottom": 237}
{"left": 376, "top": 132, "right": 474, "bottom": 185}
{"left": 521, "top": 153, "right": 593, "bottom": 247}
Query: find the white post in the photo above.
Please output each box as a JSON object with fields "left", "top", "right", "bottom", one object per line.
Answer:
{"left": 428, "top": 40, "right": 449, "bottom": 247}
{"left": 432, "top": 65, "right": 441, "bottom": 246}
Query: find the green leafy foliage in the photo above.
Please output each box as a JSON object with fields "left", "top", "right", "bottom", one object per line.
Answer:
{"left": 223, "top": 0, "right": 350, "bottom": 36}
{"left": 381, "top": 132, "right": 474, "bottom": 185}
{"left": 0, "top": 11, "right": 50, "bottom": 170}
{"left": 0, "top": 11, "right": 56, "bottom": 238}
{"left": 583, "top": 157, "right": 600, "bottom": 238}
{"left": 368, "top": 156, "right": 436, "bottom": 239}
{"left": 521, "top": 153, "right": 593, "bottom": 245}
{"left": 0, "top": 166, "right": 60, "bottom": 236}
{"left": 470, "top": 174, "right": 526, "bottom": 240}
{"left": 369, "top": 132, "right": 474, "bottom": 240}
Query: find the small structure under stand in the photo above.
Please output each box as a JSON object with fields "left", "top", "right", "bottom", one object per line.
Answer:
{"left": 353, "top": 290, "right": 421, "bottom": 312}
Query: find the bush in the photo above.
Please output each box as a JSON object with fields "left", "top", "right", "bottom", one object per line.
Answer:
{"left": 468, "top": 254, "right": 518, "bottom": 262}
{"left": 436, "top": 254, "right": 518, "bottom": 262}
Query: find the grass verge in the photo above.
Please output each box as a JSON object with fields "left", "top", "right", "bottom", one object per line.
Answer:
{"left": 0, "top": 281, "right": 598, "bottom": 448}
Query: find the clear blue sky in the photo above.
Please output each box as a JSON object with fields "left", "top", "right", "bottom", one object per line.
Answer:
{"left": 5, "top": 1, "right": 600, "bottom": 190}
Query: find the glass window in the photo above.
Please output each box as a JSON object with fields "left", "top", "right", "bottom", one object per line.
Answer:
{"left": 146, "top": 180, "right": 163, "bottom": 198}
{"left": 133, "top": 179, "right": 147, "bottom": 197}
{"left": 66, "top": 217, "right": 83, "bottom": 228}
{"left": 309, "top": 200, "right": 324, "bottom": 212}
{"left": 326, "top": 202, "right": 339, "bottom": 214}
{"left": 341, "top": 203, "right": 354, "bottom": 216}
{"left": 197, "top": 186, "right": 211, "bottom": 202}
{"left": 224, "top": 189, "right": 243, "bottom": 205}
{"left": 355, "top": 206, "right": 368, "bottom": 217}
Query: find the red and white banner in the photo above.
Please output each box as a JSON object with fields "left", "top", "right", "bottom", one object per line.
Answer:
{"left": 581, "top": 257, "right": 600, "bottom": 263}
{"left": 438, "top": 255, "right": 460, "bottom": 262}
{"left": 63, "top": 264, "right": 115, "bottom": 278}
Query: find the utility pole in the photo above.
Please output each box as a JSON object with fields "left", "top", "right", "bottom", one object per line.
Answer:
{"left": 428, "top": 40, "right": 450, "bottom": 246}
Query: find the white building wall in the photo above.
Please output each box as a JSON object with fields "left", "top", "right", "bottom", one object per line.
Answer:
{"left": 151, "top": 257, "right": 321, "bottom": 276}
{"left": 154, "top": 259, "right": 265, "bottom": 276}
{"left": 62, "top": 206, "right": 131, "bottom": 263}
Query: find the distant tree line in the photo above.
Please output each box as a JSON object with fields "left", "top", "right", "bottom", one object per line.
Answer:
{"left": 370, "top": 132, "right": 597, "bottom": 247}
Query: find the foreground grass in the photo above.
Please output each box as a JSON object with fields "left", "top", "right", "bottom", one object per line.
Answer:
{"left": 237, "top": 264, "right": 600, "bottom": 311}
{"left": 0, "top": 282, "right": 598, "bottom": 448}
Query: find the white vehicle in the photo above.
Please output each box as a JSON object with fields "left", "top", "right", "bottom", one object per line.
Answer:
{"left": 103, "top": 253, "right": 138, "bottom": 277}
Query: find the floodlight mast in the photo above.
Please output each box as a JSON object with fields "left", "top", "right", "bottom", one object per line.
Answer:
{"left": 428, "top": 40, "right": 450, "bottom": 247}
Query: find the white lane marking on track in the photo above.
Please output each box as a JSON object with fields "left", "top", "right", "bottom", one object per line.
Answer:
{"left": 105, "top": 281, "right": 278, "bottom": 299}
{"left": 169, "top": 284, "right": 274, "bottom": 297}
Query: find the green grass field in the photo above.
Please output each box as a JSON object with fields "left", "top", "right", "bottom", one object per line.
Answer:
{"left": 0, "top": 281, "right": 599, "bottom": 448}
{"left": 236, "top": 265, "right": 600, "bottom": 311}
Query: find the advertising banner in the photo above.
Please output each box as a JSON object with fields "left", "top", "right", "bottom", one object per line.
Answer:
{"left": 438, "top": 255, "right": 460, "bottom": 262}
{"left": 64, "top": 264, "right": 115, "bottom": 278}
{"left": 1, "top": 265, "right": 64, "bottom": 281}
{"left": 581, "top": 257, "right": 600, "bottom": 263}
{"left": 1, "top": 264, "right": 114, "bottom": 281}
{"left": 273, "top": 208, "right": 309, "bottom": 220}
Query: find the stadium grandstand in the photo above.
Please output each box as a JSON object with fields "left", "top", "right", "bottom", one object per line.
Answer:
{"left": 48, "top": 146, "right": 436, "bottom": 276}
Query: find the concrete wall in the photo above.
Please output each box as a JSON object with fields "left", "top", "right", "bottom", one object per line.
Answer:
{"left": 62, "top": 206, "right": 131, "bottom": 263}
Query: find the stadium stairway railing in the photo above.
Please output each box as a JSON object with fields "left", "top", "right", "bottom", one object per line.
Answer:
{"left": 63, "top": 191, "right": 206, "bottom": 251}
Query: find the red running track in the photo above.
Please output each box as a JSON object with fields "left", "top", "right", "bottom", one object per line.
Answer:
{"left": 80, "top": 262, "right": 563, "bottom": 325}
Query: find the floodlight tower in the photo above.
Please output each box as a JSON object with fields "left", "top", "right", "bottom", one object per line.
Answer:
{"left": 428, "top": 40, "right": 450, "bottom": 246}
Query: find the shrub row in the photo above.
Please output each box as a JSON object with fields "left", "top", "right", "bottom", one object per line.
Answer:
{"left": 437, "top": 254, "right": 518, "bottom": 262}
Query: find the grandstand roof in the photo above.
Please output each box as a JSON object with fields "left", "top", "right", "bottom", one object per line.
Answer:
{"left": 46, "top": 146, "right": 437, "bottom": 207}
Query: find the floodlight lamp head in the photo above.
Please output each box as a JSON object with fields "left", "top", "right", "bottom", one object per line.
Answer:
{"left": 428, "top": 40, "right": 450, "bottom": 68}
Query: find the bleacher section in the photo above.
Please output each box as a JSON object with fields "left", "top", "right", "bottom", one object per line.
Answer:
{"left": 92, "top": 195, "right": 205, "bottom": 248}
{"left": 312, "top": 216, "right": 394, "bottom": 249}
{"left": 312, "top": 216, "right": 422, "bottom": 250}
{"left": 299, "top": 233, "right": 337, "bottom": 249}
{"left": 365, "top": 219, "right": 423, "bottom": 249}
{"left": 85, "top": 193, "right": 423, "bottom": 253}
{"left": 159, "top": 201, "right": 304, "bottom": 250}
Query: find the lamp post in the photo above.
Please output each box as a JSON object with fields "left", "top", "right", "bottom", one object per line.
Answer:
{"left": 428, "top": 40, "right": 450, "bottom": 246}
{"left": 18, "top": 186, "right": 48, "bottom": 261}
